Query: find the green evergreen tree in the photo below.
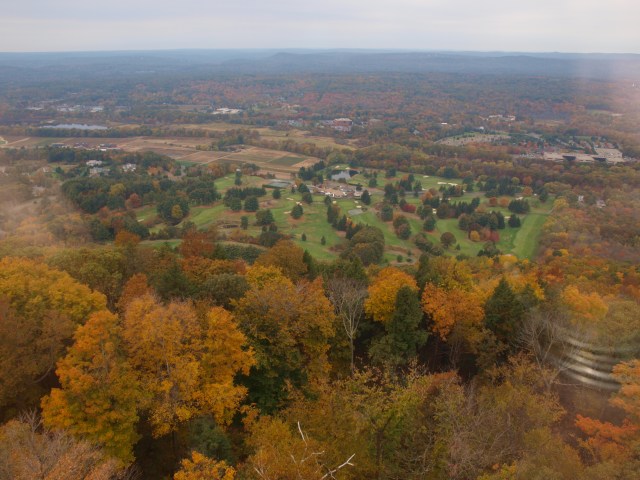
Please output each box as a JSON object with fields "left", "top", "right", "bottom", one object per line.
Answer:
{"left": 291, "top": 204, "right": 304, "bottom": 219}
{"left": 484, "top": 278, "right": 525, "bottom": 345}
{"left": 369, "top": 286, "right": 427, "bottom": 368}
{"left": 302, "top": 249, "right": 317, "bottom": 278}
{"left": 508, "top": 214, "right": 522, "bottom": 228}
{"left": 244, "top": 196, "right": 259, "bottom": 212}
{"left": 255, "top": 209, "right": 275, "bottom": 226}
{"left": 361, "top": 190, "right": 371, "bottom": 205}
{"left": 336, "top": 214, "right": 348, "bottom": 231}
{"left": 272, "top": 188, "right": 281, "bottom": 199}
{"left": 380, "top": 203, "right": 394, "bottom": 222}
{"left": 327, "top": 204, "right": 340, "bottom": 224}
{"left": 229, "top": 197, "right": 242, "bottom": 212}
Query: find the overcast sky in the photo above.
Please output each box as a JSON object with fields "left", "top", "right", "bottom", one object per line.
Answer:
{"left": 1, "top": 0, "right": 638, "bottom": 53}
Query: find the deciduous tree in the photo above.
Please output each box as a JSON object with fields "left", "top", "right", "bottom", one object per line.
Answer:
{"left": 0, "top": 258, "right": 106, "bottom": 410}
{"left": 123, "top": 295, "right": 253, "bottom": 437}
{"left": 174, "top": 452, "right": 236, "bottom": 480}
{"left": 365, "top": 267, "right": 418, "bottom": 324}
{"left": 326, "top": 277, "right": 368, "bottom": 373}
{"left": 255, "top": 239, "right": 308, "bottom": 281}
{"left": 235, "top": 273, "right": 335, "bottom": 411}
{"left": 41, "top": 310, "right": 141, "bottom": 464}
{"left": 0, "top": 412, "right": 131, "bottom": 480}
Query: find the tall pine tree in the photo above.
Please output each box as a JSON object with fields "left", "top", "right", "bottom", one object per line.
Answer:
{"left": 369, "top": 286, "right": 427, "bottom": 368}
{"left": 484, "top": 278, "right": 525, "bottom": 345}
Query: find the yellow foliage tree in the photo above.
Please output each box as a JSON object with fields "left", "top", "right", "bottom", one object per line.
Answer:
{"left": 41, "top": 310, "right": 141, "bottom": 464}
{"left": 0, "top": 257, "right": 106, "bottom": 324}
{"left": 255, "top": 239, "right": 308, "bottom": 281}
{"left": 123, "top": 295, "right": 254, "bottom": 437}
{"left": 0, "top": 257, "right": 106, "bottom": 409}
{"left": 562, "top": 285, "right": 608, "bottom": 326}
{"left": 174, "top": 452, "right": 236, "bottom": 480}
{"left": 181, "top": 257, "right": 245, "bottom": 284}
{"left": 422, "top": 284, "right": 485, "bottom": 343}
{"left": 244, "top": 417, "right": 354, "bottom": 480}
{"left": 364, "top": 267, "right": 418, "bottom": 323}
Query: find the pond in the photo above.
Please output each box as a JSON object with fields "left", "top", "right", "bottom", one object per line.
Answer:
{"left": 330, "top": 169, "right": 359, "bottom": 181}
{"left": 41, "top": 123, "right": 108, "bottom": 130}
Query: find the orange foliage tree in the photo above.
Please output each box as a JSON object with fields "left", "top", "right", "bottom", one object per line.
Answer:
{"left": 174, "top": 451, "right": 236, "bottom": 480}
{"left": 123, "top": 295, "right": 254, "bottom": 437}
{"left": 576, "top": 359, "right": 640, "bottom": 463}
{"left": 41, "top": 310, "right": 141, "bottom": 464}
{"left": 364, "top": 267, "right": 418, "bottom": 323}
{"left": 254, "top": 239, "right": 308, "bottom": 281}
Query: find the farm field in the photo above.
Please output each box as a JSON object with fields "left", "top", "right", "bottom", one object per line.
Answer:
{"left": 0, "top": 134, "right": 320, "bottom": 175}
{"left": 173, "top": 122, "right": 356, "bottom": 150}
{"left": 0, "top": 136, "right": 66, "bottom": 148}
{"left": 255, "top": 127, "right": 357, "bottom": 150}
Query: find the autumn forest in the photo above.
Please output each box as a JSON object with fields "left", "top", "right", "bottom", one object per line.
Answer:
{"left": 1, "top": 50, "right": 640, "bottom": 479}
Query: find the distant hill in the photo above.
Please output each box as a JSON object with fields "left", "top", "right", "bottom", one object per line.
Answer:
{"left": 0, "top": 50, "right": 639, "bottom": 87}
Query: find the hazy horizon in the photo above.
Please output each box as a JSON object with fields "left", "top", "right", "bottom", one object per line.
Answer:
{"left": 1, "top": 48, "right": 639, "bottom": 56}
{"left": 1, "top": 0, "right": 638, "bottom": 54}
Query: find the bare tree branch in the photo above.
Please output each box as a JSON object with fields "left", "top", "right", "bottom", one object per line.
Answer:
{"left": 326, "top": 278, "right": 367, "bottom": 373}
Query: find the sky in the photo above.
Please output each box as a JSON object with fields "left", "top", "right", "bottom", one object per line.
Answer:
{"left": 1, "top": 0, "right": 639, "bottom": 53}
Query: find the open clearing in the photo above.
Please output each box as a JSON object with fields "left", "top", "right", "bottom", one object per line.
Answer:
{"left": 173, "top": 122, "right": 356, "bottom": 150}
{"left": 2, "top": 134, "right": 321, "bottom": 175}
{"left": 162, "top": 172, "right": 550, "bottom": 264}
{"left": 255, "top": 127, "right": 356, "bottom": 150}
{"left": 436, "top": 132, "right": 510, "bottom": 146}
{"left": 512, "top": 213, "right": 547, "bottom": 259}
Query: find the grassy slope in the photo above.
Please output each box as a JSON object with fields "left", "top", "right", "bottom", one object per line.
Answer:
{"left": 512, "top": 213, "right": 548, "bottom": 259}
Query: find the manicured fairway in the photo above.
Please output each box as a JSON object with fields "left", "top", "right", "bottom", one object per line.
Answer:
{"left": 145, "top": 171, "right": 550, "bottom": 262}
{"left": 512, "top": 213, "right": 548, "bottom": 259}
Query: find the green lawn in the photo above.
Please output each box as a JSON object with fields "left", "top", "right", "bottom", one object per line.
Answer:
{"left": 142, "top": 170, "right": 550, "bottom": 262}
{"left": 35, "top": 138, "right": 64, "bottom": 147}
{"left": 272, "top": 155, "right": 305, "bottom": 166}
{"left": 141, "top": 239, "right": 182, "bottom": 248}
{"left": 133, "top": 205, "right": 158, "bottom": 222}
{"left": 512, "top": 213, "right": 548, "bottom": 259}
{"left": 185, "top": 204, "right": 227, "bottom": 229}
{"left": 214, "top": 174, "right": 267, "bottom": 191}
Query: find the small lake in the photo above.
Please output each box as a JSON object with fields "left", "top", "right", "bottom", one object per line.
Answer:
{"left": 41, "top": 124, "right": 108, "bottom": 130}
{"left": 330, "top": 169, "right": 359, "bottom": 181}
